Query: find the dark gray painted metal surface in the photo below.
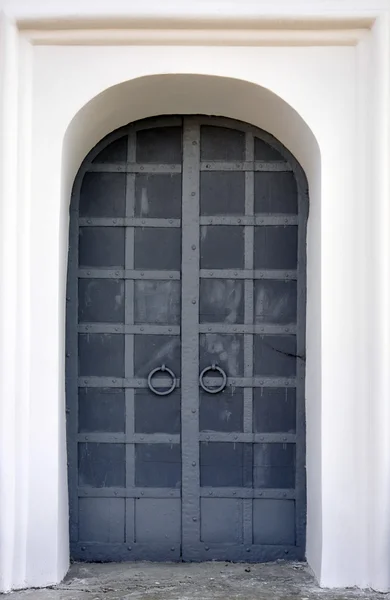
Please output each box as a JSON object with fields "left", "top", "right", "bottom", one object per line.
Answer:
{"left": 66, "top": 115, "right": 309, "bottom": 563}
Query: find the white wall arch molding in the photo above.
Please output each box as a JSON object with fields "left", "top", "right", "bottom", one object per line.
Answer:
{"left": 0, "top": 5, "right": 390, "bottom": 593}
{"left": 34, "top": 53, "right": 352, "bottom": 586}
{"left": 62, "top": 74, "right": 320, "bottom": 203}
{"left": 61, "top": 71, "right": 322, "bottom": 578}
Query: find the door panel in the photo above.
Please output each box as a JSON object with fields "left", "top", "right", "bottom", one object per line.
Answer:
{"left": 67, "top": 115, "right": 307, "bottom": 562}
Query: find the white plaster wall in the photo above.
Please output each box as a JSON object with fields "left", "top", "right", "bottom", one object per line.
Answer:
{"left": 31, "top": 43, "right": 354, "bottom": 587}
{"left": 364, "top": 16, "right": 390, "bottom": 592}
{"left": 1, "top": 2, "right": 390, "bottom": 592}
{"left": 0, "top": 13, "right": 19, "bottom": 593}
{"left": 0, "top": 0, "right": 389, "bottom": 23}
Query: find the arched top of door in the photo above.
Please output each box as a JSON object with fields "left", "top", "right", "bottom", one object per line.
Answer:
{"left": 70, "top": 115, "right": 309, "bottom": 216}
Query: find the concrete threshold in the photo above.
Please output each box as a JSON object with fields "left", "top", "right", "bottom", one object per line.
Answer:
{"left": 7, "top": 562, "right": 390, "bottom": 600}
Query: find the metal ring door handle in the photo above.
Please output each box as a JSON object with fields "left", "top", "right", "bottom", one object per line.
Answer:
{"left": 147, "top": 364, "right": 176, "bottom": 396}
{"left": 199, "top": 363, "right": 227, "bottom": 394}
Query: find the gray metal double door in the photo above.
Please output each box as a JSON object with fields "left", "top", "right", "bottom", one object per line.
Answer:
{"left": 67, "top": 116, "right": 307, "bottom": 562}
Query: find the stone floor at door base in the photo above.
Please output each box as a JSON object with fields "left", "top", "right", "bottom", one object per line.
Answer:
{"left": 9, "top": 562, "right": 390, "bottom": 600}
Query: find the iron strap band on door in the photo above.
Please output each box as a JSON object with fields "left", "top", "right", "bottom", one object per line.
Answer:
{"left": 67, "top": 115, "right": 308, "bottom": 562}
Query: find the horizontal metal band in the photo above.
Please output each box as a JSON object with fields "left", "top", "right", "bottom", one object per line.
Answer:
{"left": 88, "top": 163, "right": 182, "bottom": 174}
{"left": 199, "top": 324, "right": 296, "bottom": 335}
{"left": 183, "top": 544, "right": 302, "bottom": 563}
{"left": 78, "top": 323, "right": 296, "bottom": 335}
{"left": 198, "top": 433, "right": 296, "bottom": 443}
{"left": 76, "top": 487, "right": 294, "bottom": 500}
{"left": 78, "top": 376, "right": 181, "bottom": 388}
{"left": 200, "top": 161, "right": 292, "bottom": 172}
{"left": 78, "top": 269, "right": 181, "bottom": 280}
{"left": 86, "top": 161, "right": 292, "bottom": 174}
{"left": 76, "top": 432, "right": 294, "bottom": 444}
{"left": 78, "top": 269, "right": 297, "bottom": 281}
{"left": 77, "top": 433, "right": 180, "bottom": 444}
{"left": 78, "top": 376, "right": 295, "bottom": 388}
{"left": 254, "top": 162, "right": 293, "bottom": 172}
{"left": 78, "top": 433, "right": 126, "bottom": 443}
{"left": 200, "top": 269, "right": 297, "bottom": 280}
{"left": 78, "top": 216, "right": 297, "bottom": 227}
{"left": 78, "top": 487, "right": 181, "bottom": 498}
{"left": 78, "top": 324, "right": 180, "bottom": 335}
{"left": 200, "top": 487, "right": 296, "bottom": 499}
{"left": 200, "top": 215, "right": 298, "bottom": 226}
{"left": 206, "top": 376, "right": 297, "bottom": 388}
{"left": 70, "top": 542, "right": 181, "bottom": 562}
{"left": 79, "top": 217, "right": 181, "bottom": 227}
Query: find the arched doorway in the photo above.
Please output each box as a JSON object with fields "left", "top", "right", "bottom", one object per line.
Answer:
{"left": 66, "top": 115, "right": 308, "bottom": 562}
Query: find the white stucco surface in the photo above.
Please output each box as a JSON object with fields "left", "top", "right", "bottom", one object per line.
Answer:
{"left": 1, "top": 0, "right": 390, "bottom": 594}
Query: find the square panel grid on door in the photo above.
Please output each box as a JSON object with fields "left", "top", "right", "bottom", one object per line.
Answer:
{"left": 66, "top": 115, "right": 308, "bottom": 563}
{"left": 68, "top": 118, "right": 184, "bottom": 561}
{"left": 181, "top": 117, "right": 306, "bottom": 561}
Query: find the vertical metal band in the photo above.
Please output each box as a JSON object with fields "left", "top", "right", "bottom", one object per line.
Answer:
{"left": 244, "top": 276, "right": 254, "bottom": 435}
{"left": 67, "top": 180, "right": 82, "bottom": 542}
{"left": 243, "top": 279, "right": 254, "bottom": 438}
{"left": 125, "top": 131, "right": 136, "bottom": 327}
{"left": 181, "top": 119, "right": 201, "bottom": 556}
{"left": 295, "top": 176, "right": 309, "bottom": 551}
{"left": 125, "top": 132, "right": 136, "bottom": 535}
{"left": 243, "top": 132, "right": 255, "bottom": 545}
{"left": 244, "top": 133, "right": 254, "bottom": 435}
{"left": 243, "top": 498, "right": 253, "bottom": 547}
{"left": 66, "top": 117, "right": 309, "bottom": 562}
